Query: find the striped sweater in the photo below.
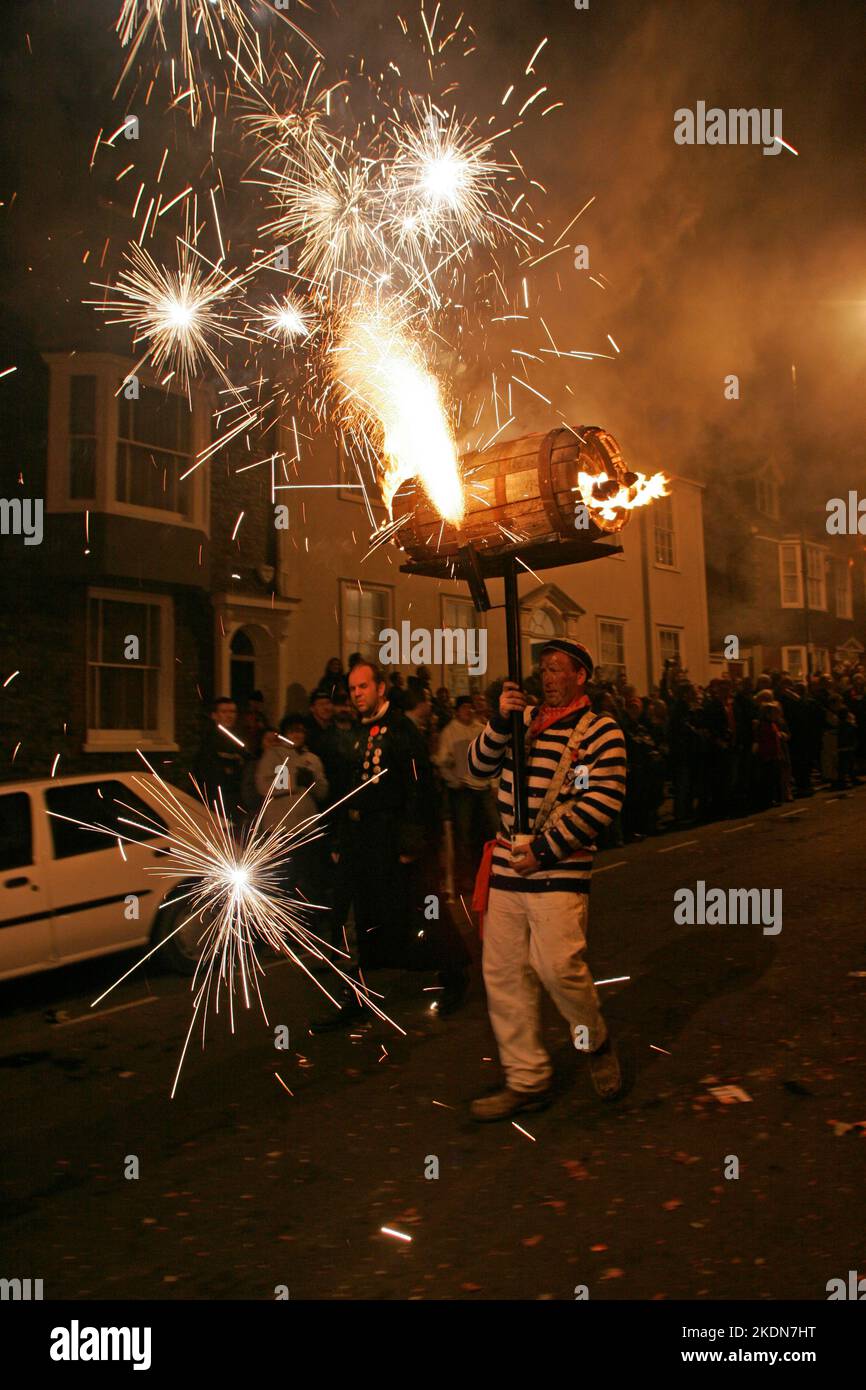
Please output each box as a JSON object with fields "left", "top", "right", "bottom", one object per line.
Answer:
{"left": 467, "top": 705, "right": 627, "bottom": 894}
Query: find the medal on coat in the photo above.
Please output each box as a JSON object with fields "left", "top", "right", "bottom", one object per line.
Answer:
{"left": 361, "top": 722, "right": 386, "bottom": 782}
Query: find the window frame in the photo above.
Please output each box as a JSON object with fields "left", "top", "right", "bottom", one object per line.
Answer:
{"left": 779, "top": 540, "right": 804, "bottom": 609}
{"left": 67, "top": 373, "right": 99, "bottom": 501}
{"left": 781, "top": 645, "right": 807, "bottom": 680}
{"left": 84, "top": 587, "right": 177, "bottom": 753}
{"left": 657, "top": 626, "right": 684, "bottom": 671}
{"left": 44, "top": 779, "right": 168, "bottom": 861}
{"left": 0, "top": 791, "right": 34, "bottom": 873}
{"left": 338, "top": 579, "right": 393, "bottom": 670}
{"left": 812, "top": 647, "right": 830, "bottom": 675}
{"left": 805, "top": 544, "right": 828, "bottom": 612}
{"left": 596, "top": 617, "right": 627, "bottom": 680}
{"left": 439, "top": 593, "right": 486, "bottom": 696}
{"left": 115, "top": 387, "right": 194, "bottom": 520}
{"left": 43, "top": 353, "right": 209, "bottom": 532}
{"left": 755, "top": 473, "right": 780, "bottom": 520}
{"left": 834, "top": 561, "right": 853, "bottom": 620}
{"left": 653, "top": 493, "right": 677, "bottom": 569}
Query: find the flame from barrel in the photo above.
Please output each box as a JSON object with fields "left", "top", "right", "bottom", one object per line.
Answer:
{"left": 332, "top": 300, "right": 464, "bottom": 524}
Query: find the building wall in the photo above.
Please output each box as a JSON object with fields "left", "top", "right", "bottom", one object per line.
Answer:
{"left": 274, "top": 433, "right": 476, "bottom": 706}
{"left": 1, "top": 343, "right": 714, "bottom": 790}
{"left": 0, "top": 568, "right": 210, "bottom": 783}
{"left": 0, "top": 349, "right": 213, "bottom": 785}
{"left": 705, "top": 480, "right": 866, "bottom": 677}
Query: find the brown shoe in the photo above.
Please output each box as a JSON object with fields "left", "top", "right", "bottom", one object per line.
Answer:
{"left": 588, "top": 1036, "right": 622, "bottom": 1099}
{"left": 470, "top": 1086, "right": 551, "bottom": 1123}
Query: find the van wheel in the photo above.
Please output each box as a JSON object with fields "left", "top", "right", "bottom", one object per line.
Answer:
{"left": 153, "top": 893, "right": 206, "bottom": 975}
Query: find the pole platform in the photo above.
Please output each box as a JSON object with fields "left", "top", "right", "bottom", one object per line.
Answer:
{"left": 398, "top": 533, "right": 622, "bottom": 583}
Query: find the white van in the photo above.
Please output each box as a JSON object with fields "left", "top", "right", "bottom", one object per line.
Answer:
{"left": 0, "top": 773, "right": 207, "bottom": 981}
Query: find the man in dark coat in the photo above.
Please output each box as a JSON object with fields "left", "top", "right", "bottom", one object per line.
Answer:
{"left": 192, "top": 697, "right": 246, "bottom": 824}
{"left": 310, "top": 661, "right": 469, "bottom": 1031}
{"left": 304, "top": 688, "right": 343, "bottom": 793}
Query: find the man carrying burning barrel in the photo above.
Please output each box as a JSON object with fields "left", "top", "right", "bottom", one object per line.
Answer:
{"left": 467, "top": 639, "right": 626, "bottom": 1121}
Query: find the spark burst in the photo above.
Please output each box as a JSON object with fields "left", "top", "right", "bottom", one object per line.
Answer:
{"left": 253, "top": 293, "right": 314, "bottom": 344}
{"left": 58, "top": 756, "right": 399, "bottom": 1095}
{"left": 389, "top": 101, "right": 508, "bottom": 252}
{"left": 262, "top": 148, "right": 388, "bottom": 292}
{"left": 92, "top": 240, "right": 244, "bottom": 392}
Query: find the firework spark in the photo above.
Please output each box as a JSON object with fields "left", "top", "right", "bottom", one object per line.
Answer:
{"left": 49, "top": 755, "right": 399, "bottom": 1095}
{"left": 262, "top": 148, "right": 388, "bottom": 293}
{"left": 253, "top": 292, "right": 314, "bottom": 344}
{"left": 114, "top": 0, "right": 320, "bottom": 121}
{"left": 389, "top": 101, "right": 508, "bottom": 252}
{"left": 92, "top": 240, "right": 244, "bottom": 392}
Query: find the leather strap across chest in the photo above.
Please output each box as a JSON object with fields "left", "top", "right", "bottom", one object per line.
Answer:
{"left": 531, "top": 710, "right": 597, "bottom": 834}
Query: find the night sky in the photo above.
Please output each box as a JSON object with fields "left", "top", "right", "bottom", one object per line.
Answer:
{"left": 1, "top": 0, "right": 864, "bottom": 497}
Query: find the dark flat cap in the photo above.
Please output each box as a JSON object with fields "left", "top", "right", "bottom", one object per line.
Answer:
{"left": 539, "top": 639, "right": 594, "bottom": 678}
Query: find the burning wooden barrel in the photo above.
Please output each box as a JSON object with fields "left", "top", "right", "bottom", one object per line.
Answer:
{"left": 392, "top": 424, "right": 639, "bottom": 561}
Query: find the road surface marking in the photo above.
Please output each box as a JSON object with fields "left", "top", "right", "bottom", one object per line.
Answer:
{"left": 596, "top": 860, "right": 627, "bottom": 873}
{"left": 779, "top": 809, "right": 806, "bottom": 819}
{"left": 657, "top": 839, "right": 699, "bottom": 853}
{"left": 722, "top": 823, "right": 755, "bottom": 834}
{"left": 52, "top": 996, "right": 159, "bottom": 1028}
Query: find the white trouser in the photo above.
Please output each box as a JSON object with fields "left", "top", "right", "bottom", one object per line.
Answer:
{"left": 482, "top": 888, "right": 607, "bottom": 1092}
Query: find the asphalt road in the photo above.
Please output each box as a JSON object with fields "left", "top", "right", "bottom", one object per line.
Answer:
{"left": 2, "top": 788, "right": 865, "bottom": 1301}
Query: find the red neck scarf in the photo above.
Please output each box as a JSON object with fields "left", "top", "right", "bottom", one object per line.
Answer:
{"left": 526, "top": 692, "right": 591, "bottom": 748}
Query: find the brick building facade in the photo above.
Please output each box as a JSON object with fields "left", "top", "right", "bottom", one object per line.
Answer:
{"left": 704, "top": 458, "right": 865, "bottom": 678}
{"left": 0, "top": 340, "right": 274, "bottom": 784}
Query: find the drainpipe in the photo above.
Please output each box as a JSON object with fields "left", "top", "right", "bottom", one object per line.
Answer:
{"left": 801, "top": 535, "right": 812, "bottom": 675}
{"left": 640, "top": 508, "right": 655, "bottom": 689}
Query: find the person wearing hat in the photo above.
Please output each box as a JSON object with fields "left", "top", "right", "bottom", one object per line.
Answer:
{"left": 467, "top": 638, "right": 627, "bottom": 1121}
{"left": 304, "top": 688, "right": 346, "bottom": 792}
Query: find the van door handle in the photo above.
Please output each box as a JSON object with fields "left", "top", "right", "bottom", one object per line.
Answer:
{"left": 4, "top": 875, "right": 30, "bottom": 888}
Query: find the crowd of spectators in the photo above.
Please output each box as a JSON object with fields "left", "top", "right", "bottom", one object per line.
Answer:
{"left": 585, "top": 658, "right": 866, "bottom": 847}
{"left": 201, "top": 654, "right": 866, "bottom": 886}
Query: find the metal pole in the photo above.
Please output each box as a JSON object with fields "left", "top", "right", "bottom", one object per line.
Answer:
{"left": 503, "top": 555, "right": 529, "bottom": 833}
